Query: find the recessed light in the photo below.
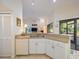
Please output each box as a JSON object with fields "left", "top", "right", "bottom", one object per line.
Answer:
{"left": 53, "top": 0, "right": 56, "bottom": 3}
{"left": 32, "top": 2, "right": 35, "bottom": 6}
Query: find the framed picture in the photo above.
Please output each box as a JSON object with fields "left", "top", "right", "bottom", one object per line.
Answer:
{"left": 16, "top": 17, "right": 21, "bottom": 27}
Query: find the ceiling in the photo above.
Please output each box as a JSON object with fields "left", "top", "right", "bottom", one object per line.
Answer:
{"left": 23, "top": 0, "right": 54, "bottom": 18}
{"left": 22, "top": 0, "right": 79, "bottom": 24}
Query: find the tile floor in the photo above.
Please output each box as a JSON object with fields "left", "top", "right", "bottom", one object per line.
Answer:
{"left": 0, "top": 55, "right": 52, "bottom": 59}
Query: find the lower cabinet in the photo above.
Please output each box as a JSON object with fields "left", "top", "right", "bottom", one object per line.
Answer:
{"left": 16, "top": 39, "right": 28, "bottom": 55}
{"left": 46, "top": 39, "right": 55, "bottom": 58}
{"left": 46, "top": 39, "right": 68, "bottom": 59}
{"left": 54, "top": 41, "right": 67, "bottom": 59}
{"left": 29, "top": 38, "right": 46, "bottom": 54}
{"left": 15, "top": 38, "right": 69, "bottom": 59}
{"left": 54, "top": 46, "right": 65, "bottom": 59}
{"left": 29, "top": 39, "right": 37, "bottom": 54}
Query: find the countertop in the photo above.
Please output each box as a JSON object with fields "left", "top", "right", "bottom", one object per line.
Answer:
{"left": 15, "top": 33, "right": 69, "bottom": 43}
{"left": 15, "top": 35, "right": 30, "bottom": 39}
{"left": 46, "top": 34, "right": 69, "bottom": 43}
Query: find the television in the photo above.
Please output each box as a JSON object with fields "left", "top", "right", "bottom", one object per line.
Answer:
{"left": 31, "top": 28, "right": 37, "bottom": 32}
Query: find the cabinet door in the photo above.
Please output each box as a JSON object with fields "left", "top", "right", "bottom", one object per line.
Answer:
{"left": 46, "top": 39, "right": 54, "bottom": 58}
{"left": 16, "top": 39, "right": 28, "bottom": 55}
{"left": 36, "top": 39, "right": 46, "bottom": 54}
{"left": 29, "top": 39, "right": 37, "bottom": 54}
{"left": 54, "top": 41, "right": 66, "bottom": 59}
{"left": 54, "top": 46, "right": 65, "bottom": 59}
{"left": 29, "top": 38, "right": 46, "bottom": 54}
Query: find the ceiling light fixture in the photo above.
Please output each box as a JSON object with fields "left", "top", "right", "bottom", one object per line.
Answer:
{"left": 53, "top": 0, "right": 56, "bottom": 3}
{"left": 32, "top": 2, "right": 35, "bottom": 6}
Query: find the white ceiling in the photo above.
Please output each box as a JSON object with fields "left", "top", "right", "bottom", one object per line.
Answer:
{"left": 23, "top": 0, "right": 54, "bottom": 18}
{"left": 23, "top": 0, "right": 79, "bottom": 24}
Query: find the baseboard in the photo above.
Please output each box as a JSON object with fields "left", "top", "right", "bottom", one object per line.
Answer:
{"left": 16, "top": 53, "right": 53, "bottom": 59}
{"left": 45, "top": 54, "right": 53, "bottom": 59}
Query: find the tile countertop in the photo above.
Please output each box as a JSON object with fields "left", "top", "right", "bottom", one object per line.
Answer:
{"left": 15, "top": 35, "right": 30, "bottom": 39}
{"left": 46, "top": 34, "right": 69, "bottom": 43}
{"left": 15, "top": 33, "right": 69, "bottom": 43}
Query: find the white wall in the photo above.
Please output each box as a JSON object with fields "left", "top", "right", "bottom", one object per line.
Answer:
{"left": 1, "top": 0, "right": 22, "bottom": 19}
{"left": 0, "top": 3, "right": 10, "bottom": 11}
{"left": 0, "top": 1, "right": 23, "bottom": 57}
{"left": 1, "top": 0, "right": 23, "bottom": 35}
{"left": 23, "top": 16, "right": 48, "bottom": 33}
{"left": 53, "top": 0, "right": 79, "bottom": 34}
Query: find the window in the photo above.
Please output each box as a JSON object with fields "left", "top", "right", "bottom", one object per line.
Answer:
{"left": 47, "top": 23, "right": 53, "bottom": 33}
{"left": 60, "top": 18, "right": 79, "bottom": 50}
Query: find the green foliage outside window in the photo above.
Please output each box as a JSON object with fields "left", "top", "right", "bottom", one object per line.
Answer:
{"left": 60, "top": 23, "right": 66, "bottom": 34}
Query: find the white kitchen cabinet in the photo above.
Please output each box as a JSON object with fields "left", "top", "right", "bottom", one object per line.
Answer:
{"left": 54, "top": 41, "right": 67, "bottom": 59}
{"left": 16, "top": 39, "right": 29, "bottom": 55}
{"left": 36, "top": 38, "right": 46, "bottom": 54}
{"left": 29, "top": 38, "right": 46, "bottom": 54}
{"left": 29, "top": 39, "right": 37, "bottom": 54}
{"left": 46, "top": 39, "right": 55, "bottom": 58}
{"left": 46, "top": 39, "right": 69, "bottom": 59}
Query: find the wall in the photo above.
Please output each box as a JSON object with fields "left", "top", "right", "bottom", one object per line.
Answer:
{"left": 1, "top": 0, "right": 23, "bottom": 35}
{"left": 23, "top": 16, "right": 48, "bottom": 33}
{"left": 0, "top": 0, "right": 23, "bottom": 57}
{"left": 53, "top": 0, "right": 79, "bottom": 34}
{"left": 0, "top": 3, "right": 10, "bottom": 11}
